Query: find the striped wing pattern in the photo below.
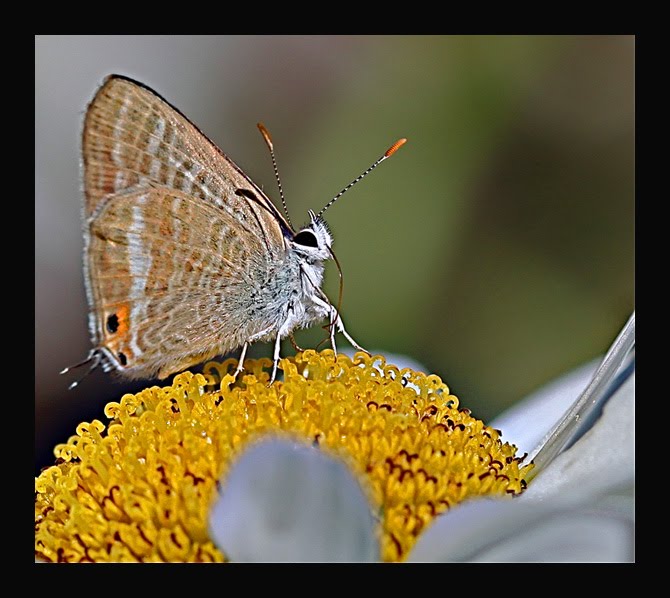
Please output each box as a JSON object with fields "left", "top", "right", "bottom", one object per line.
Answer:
{"left": 82, "top": 76, "right": 290, "bottom": 378}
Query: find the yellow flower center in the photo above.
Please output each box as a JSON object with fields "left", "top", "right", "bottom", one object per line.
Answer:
{"left": 35, "top": 350, "right": 532, "bottom": 562}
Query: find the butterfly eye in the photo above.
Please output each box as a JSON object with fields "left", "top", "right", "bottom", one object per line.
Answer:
{"left": 293, "top": 230, "right": 318, "bottom": 248}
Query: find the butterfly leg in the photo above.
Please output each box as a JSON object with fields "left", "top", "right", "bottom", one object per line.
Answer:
{"left": 233, "top": 342, "right": 249, "bottom": 378}
{"left": 328, "top": 306, "right": 338, "bottom": 356}
{"left": 311, "top": 293, "right": 369, "bottom": 356}
{"left": 242, "top": 323, "right": 283, "bottom": 384}
{"left": 269, "top": 332, "right": 283, "bottom": 385}
{"left": 308, "top": 295, "right": 340, "bottom": 354}
{"left": 333, "top": 310, "right": 369, "bottom": 355}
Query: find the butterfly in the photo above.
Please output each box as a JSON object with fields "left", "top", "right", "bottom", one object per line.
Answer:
{"left": 63, "top": 74, "right": 405, "bottom": 387}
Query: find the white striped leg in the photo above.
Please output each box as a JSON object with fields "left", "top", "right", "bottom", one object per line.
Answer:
{"left": 233, "top": 342, "right": 249, "bottom": 377}
{"left": 311, "top": 295, "right": 369, "bottom": 355}
{"left": 333, "top": 310, "right": 368, "bottom": 354}
{"left": 239, "top": 323, "right": 279, "bottom": 380}
{"left": 269, "top": 332, "right": 283, "bottom": 385}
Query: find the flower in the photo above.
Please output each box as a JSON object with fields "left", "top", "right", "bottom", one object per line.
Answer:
{"left": 35, "top": 312, "right": 634, "bottom": 562}
{"left": 35, "top": 350, "right": 531, "bottom": 562}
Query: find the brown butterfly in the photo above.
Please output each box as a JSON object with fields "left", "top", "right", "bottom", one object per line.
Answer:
{"left": 63, "top": 75, "right": 405, "bottom": 387}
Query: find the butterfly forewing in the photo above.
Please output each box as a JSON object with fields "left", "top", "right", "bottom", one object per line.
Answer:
{"left": 83, "top": 76, "right": 288, "bottom": 238}
{"left": 82, "top": 75, "right": 291, "bottom": 378}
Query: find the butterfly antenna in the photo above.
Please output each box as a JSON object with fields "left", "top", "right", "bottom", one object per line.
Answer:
{"left": 258, "top": 123, "right": 293, "bottom": 229}
{"left": 317, "top": 138, "right": 407, "bottom": 218}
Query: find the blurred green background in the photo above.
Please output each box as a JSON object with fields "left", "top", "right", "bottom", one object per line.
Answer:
{"left": 35, "top": 35, "right": 634, "bottom": 474}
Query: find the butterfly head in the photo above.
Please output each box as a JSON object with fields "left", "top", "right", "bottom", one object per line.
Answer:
{"left": 289, "top": 209, "right": 333, "bottom": 262}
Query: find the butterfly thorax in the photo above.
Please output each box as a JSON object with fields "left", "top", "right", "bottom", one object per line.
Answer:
{"left": 266, "top": 214, "right": 333, "bottom": 339}
{"left": 222, "top": 210, "right": 333, "bottom": 332}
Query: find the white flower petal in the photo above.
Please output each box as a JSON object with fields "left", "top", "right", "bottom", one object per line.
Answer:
{"left": 209, "top": 439, "right": 378, "bottom": 562}
{"left": 491, "top": 359, "right": 600, "bottom": 456}
{"left": 408, "top": 498, "right": 519, "bottom": 562}
{"left": 467, "top": 508, "right": 633, "bottom": 563}
{"left": 522, "top": 372, "right": 635, "bottom": 504}
{"left": 528, "top": 313, "right": 634, "bottom": 476}
{"left": 408, "top": 495, "right": 634, "bottom": 563}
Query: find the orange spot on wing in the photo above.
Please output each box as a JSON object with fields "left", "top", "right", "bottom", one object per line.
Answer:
{"left": 105, "top": 303, "right": 130, "bottom": 340}
{"left": 116, "top": 304, "right": 130, "bottom": 337}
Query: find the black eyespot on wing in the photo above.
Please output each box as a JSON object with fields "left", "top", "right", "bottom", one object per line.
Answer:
{"left": 293, "top": 230, "right": 318, "bottom": 248}
{"left": 117, "top": 352, "right": 128, "bottom": 366}
{"left": 106, "top": 314, "right": 119, "bottom": 334}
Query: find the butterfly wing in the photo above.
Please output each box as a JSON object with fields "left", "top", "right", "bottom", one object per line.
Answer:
{"left": 82, "top": 75, "right": 291, "bottom": 378}
{"left": 83, "top": 75, "right": 290, "bottom": 242}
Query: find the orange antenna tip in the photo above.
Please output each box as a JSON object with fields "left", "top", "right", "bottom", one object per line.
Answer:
{"left": 385, "top": 138, "right": 407, "bottom": 158}
{"left": 257, "top": 122, "right": 273, "bottom": 150}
